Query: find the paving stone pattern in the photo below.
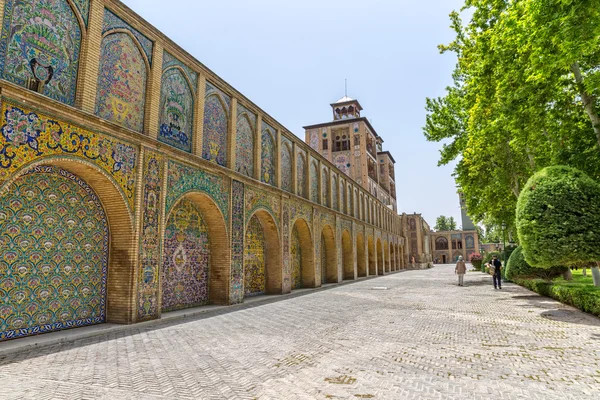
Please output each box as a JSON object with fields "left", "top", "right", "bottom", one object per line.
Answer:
{"left": 1, "top": 265, "right": 599, "bottom": 399}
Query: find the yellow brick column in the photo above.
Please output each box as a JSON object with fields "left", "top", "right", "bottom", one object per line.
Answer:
{"left": 228, "top": 98, "right": 238, "bottom": 170}
{"left": 144, "top": 42, "right": 163, "bottom": 139}
{"left": 76, "top": 0, "right": 104, "bottom": 113}
{"left": 255, "top": 114, "right": 262, "bottom": 181}
{"left": 292, "top": 142, "right": 298, "bottom": 195}
{"left": 194, "top": 73, "right": 207, "bottom": 156}
{"left": 276, "top": 129, "right": 282, "bottom": 188}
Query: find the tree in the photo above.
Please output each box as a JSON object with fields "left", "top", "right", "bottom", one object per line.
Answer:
{"left": 505, "top": 246, "right": 568, "bottom": 282}
{"left": 448, "top": 217, "right": 457, "bottom": 231}
{"left": 516, "top": 166, "right": 600, "bottom": 286}
{"left": 434, "top": 216, "right": 450, "bottom": 231}
{"left": 423, "top": 0, "right": 600, "bottom": 228}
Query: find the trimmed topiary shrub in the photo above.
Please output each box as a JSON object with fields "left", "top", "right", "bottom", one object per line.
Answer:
{"left": 516, "top": 166, "right": 600, "bottom": 268}
{"left": 484, "top": 251, "right": 501, "bottom": 265}
{"left": 505, "top": 246, "right": 567, "bottom": 281}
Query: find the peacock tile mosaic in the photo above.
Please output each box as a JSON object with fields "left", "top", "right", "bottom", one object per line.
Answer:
{"left": 310, "top": 161, "right": 319, "bottom": 203}
{"left": 72, "top": 0, "right": 90, "bottom": 26}
{"left": 245, "top": 186, "right": 280, "bottom": 226}
{"left": 291, "top": 223, "right": 302, "bottom": 290}
{"left": 137, "top": 151, "right": 163, "bottom": 321}
{"left": 244, "top": 214, "right": 265, "bottom": 297}
{"left": 158, "top": 52, "right": 196, "bottom": 152}
{"left": 280, "top": 138, "right": 292, "bottom": 192}
{"left": 0, "top": 0, "right": 84, "bottom": 106}
{"left": 261, "top": 121, "right": 276, "bottom": 186}
{"left": 166, "top": 160, "right": 229, "bottom": 217}
{"left": 0, "top": 100, "right": 138, "bottom": 210}
{"left": 235, "top": 104, "right": 255, "bottom": 178}
{"left": 161, "top": 197, "right": 210, "bottom": 312}
{"left": 102, "top": 9, "right": 153, "bottom": 65}
{"left": 203, "top": 82, "right": 230, "bottom": 167}
{"left": 230, "top": 180, "right": 244, "bottom": 304}
{"left": 0, "top": 165, "right": 108, "bottom": 341}
{"left": 95, "top": 32, "right": 147, "bottom": 132}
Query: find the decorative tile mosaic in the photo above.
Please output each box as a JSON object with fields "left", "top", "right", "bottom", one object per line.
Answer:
{"left": 230, "top": 180, "right": 244, "bottom": 304}
{"left": 102, "top": 9, "right": 153, "bottom": 65}
{"left": 0, "top": 165, "right": 108, "bottom": 341}
{"left": 289, "top": 199, "right": 312, "bottom": 227}
{"left": 309, "top": 130, "right": 319, "bottom": 150}
{"left": 291, "top": 224, "right": 302, "bottom": 289}
{"left": 203, "top": 83, "right": 230, "bottom": 166}
{"left": 162, "top": 51, "right": 198, "bottom": 88}
{"left": 321, "top": 168, "right": 329, "bottom": 206}
{"left": 244, "top": 214, "right": 265, "bottom": 297}
{"left": 72, "top": 0, "right": 90, "bottom": 26}
{"left": 332, "top": 175, "right": 338, "bottom": 210}
{"left": 137, "top": 151, "right": 163, "bottom": 321}
{"left": 310, "top": 161, "right": 319, "bottom": 203}
{"left": 466, "top": 235, "right": 475, "bottom": 249}
{"left": 261, "top": 122, "right": 276, "bottom": 186}
{"left": 280, "top": 138, "right": 292, "bottom": 192}
{"left": 0, "top": 0, "right": 83, "bottom": 106}
{"left": 159, "top": 56, "right": 195, "bottom": 152}
{"left": 245, "top": 186, "right": 280, "bottom": 226}
{"left": 296, "top": 153, "right": 307, "bottom": 198}
{"left": 165, "top": 160, "right": 229, "bottom": 224}
{"left": 235, "top": 104, "right": 255, "bottom": 178}
{"left": 333, "top": 153, "right": 351, "bottom": 176}
{"left": 0, "top": 101, "right": 138, "bottom": 209}
{"left": 161, "top": 197, "right": 210, "bottom": 312}
{"left": 282, "top": 201, "right": 290, "bottom": 292}
{"left": 96, "top": 32, "right": 147, "bottom": 132}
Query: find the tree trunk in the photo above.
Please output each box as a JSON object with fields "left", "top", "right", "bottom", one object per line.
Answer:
{"left": 583, "top": 267, "right": 587, "bottom": 277}
{"left": 571, "top": 63, "right": 600, "bottom": 148}
{"left": 562, "top": 269, "right": 573, "bottom": 281}
{"left": 591, "top": 266, "right": 600, "bottom": 287}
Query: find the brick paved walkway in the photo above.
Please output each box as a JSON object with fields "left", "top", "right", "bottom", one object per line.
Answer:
{"left": 1, "top": 265, "right": 599, "bottom": 399}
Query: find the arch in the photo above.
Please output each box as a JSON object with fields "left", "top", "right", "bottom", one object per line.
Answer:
{"left": 159, "top": 66, "right": 195, "bottom": 152}
{"left": 377, "top": 238, "right": 384, "bottom": 275}
{"left": 244, "top": 209, "right": 282, "bottom": 296}
{"left": 0, "top": 0, "right": 84, "bottom": 106}
{"left": 203, "top": 93, "right": 229, "bottom": 166}
{"left": 235, "top": 112, "right": 255, "bottom": 177}
{"left": 357, "top": 233, "right": 366, "bottom": 277}
{"left": 297, "top": 154, "right": 307, "bottom": 198}
{"left": 390, "top": 243, "right": 395, "bottom": 272}
{"left": 280, "top": 142, "right": 293, "bottom": 192}
{"left": 368, "top": 236, "right": 376, "bottom": 276}
{"left": 321, "top": 168, "right": 329, "bottom": 206}
{"left": 96, "top": 31, "right": 148, "bottom": 132}
{"left": 332, "top": 175, "right": 338, "bottom": 210}
{"left": 0, "top": 159, "right": 135, "bottom": 341}
{"left": 291, "top": 218, "right": 316, "bottom": 289}
{"left": 164, "top": 191, "right": 230, "bottom": 307}
{"left": 435, "top": 237, "right": 449, "bottom": 250}
{"left": 310, "top": 161, "right": 319, "bottom": 203}
{"left": 342, "top": 230, "right": 354, "bottom": 280}
{"left": 321, "top": 225, "right": 338, "bottom": 284}
{"left": 261, "top": 128, "right": 276, "bottom": 185}
{"left": 384, "top": 240, "right": 391, "bottom": 273}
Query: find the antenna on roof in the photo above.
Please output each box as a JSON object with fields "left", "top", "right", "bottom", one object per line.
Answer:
{"left": 345, "top": 78, "right": 348, "bottom": 97}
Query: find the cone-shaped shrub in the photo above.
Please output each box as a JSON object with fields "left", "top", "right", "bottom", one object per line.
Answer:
{"left": 516, "top": 166, "right": 600, "bottom": 268}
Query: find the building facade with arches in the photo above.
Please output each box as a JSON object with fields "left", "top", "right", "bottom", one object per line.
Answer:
{"left": 0, "top": 0, "right": 431, "bottom": 342}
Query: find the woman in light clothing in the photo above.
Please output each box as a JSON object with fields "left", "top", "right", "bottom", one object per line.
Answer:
{"left": 455, "top": 256, "right": 467, "bottom": 286}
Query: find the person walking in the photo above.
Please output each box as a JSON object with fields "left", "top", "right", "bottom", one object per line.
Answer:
{"left": 455, "top": 256, "right": 466, "bottom": 286}
{"left": 491, "top": 255, "right": 502, "bottom": 289}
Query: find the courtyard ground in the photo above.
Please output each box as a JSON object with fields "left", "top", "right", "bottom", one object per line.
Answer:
{"left": 1, "top": 265, "right": 599, "bottom": 399}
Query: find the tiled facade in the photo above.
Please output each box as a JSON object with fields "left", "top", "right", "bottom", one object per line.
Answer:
{"left": 0, "top": 0, "right": 428, "bottom": 342}
{"left": 431, "top": 230, "right": 480, "bottom": 264}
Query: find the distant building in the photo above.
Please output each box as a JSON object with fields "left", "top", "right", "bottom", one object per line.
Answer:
{"left": 430, "top": 230, "right": 480, "bottom": 264}
{"left": 458, "top": 190, "right": 475, "bottom": 230}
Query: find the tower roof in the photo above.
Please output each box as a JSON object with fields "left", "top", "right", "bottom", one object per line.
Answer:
{"left": 330, "top": 96, "right": 363, "bottom": 110}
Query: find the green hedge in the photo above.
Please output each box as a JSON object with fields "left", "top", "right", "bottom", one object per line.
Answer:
{"left": 514, "top": 278, "right": 600, "bottom": 318}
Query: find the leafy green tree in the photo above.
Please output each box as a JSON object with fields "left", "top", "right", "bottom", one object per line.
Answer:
{"left": 505, "top": 246, "right": 568, "bottom": 282}
{"left": 434, "top": 216, "right": 449, "bottom": 231}
{"left": 423, "top": 0, "right": 600, "bottom": 228}
{"left": 448, "top": 217, "right": 457, "bottom": 231}
{"left": 516, "top": 166, "right": 600, "bottom": 286}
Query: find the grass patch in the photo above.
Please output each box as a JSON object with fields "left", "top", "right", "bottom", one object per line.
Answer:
{"left": 514, "top": 269, "right": 600, "bottom": 317}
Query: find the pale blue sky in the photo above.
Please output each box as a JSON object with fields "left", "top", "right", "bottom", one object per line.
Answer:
{"left": 121, "top": 0, "right": 465, "bottom": 227}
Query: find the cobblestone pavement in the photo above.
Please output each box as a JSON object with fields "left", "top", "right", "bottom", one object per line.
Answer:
{"left": 1, "top": 265, "right": 600, "bottom": 400}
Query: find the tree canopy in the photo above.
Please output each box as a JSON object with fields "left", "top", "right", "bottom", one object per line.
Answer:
{"left": 434, "top": 215, "right": 457, "bottom": 231}
{"left": 424, "top": 0, "right": 600, "bottom": 228}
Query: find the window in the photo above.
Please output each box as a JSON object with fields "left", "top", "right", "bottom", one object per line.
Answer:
{"left": 333, "top": 130, "right": 350, "bottom": 152}
{"left": 354, "top": 135, "right": 360, "bottom": 146}
{"left": 322, "top": 139, "right": 328, "bottom": 150}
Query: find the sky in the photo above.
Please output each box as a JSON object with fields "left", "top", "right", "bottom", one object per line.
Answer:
{"left": 121, "top": 0, "right": 466, "bottom": 227}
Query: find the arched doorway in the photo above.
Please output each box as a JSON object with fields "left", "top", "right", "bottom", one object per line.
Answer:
{"left": 342, "top": 230, "right": 354, "bottom": 280}
{"left": 291, "top": 218, "right": 315, "bottom": 289}
{"left": 377, "top": 239, "right": 384, "bottom": 275}
{"left": 321, "top": 225, "right": 337, "bottom": 284}
{"left": 368, "top": 236, "right": 376, "bottom": 276}
{"left": 390, "top": 244, "right": 396, "bottom": 272}
{"left": 244, "top": 210, "right": 282, "bottom": 296}
{"left": 384, "top": 241, "right": 390, "bottom": 273}
{"left": 162, "top": 191, "right": 230, "bottom": 311}
{"left": 0, "top": 161, "right": 134, "bottom": 341}
{"left": 357, "top": 234, "right": 366, "bottom": 277}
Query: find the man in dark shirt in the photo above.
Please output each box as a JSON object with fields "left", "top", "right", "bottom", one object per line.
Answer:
{"left": 491, "top": 255, "right": 502, "bottom": 289}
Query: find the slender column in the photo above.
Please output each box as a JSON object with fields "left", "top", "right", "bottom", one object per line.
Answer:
{"left": 276, "top": 129, "right": 282, "bottom": 188}
{"left": 228, "top": 98, "right": 238, "bottom": 170}
{"left": 255, "top": 114, "right": 262, "bottom": 181}
{"left": 76, "top": 0, "right": 104, "bottom": 113}
{"left": 193, "top": 73, "right": 207, "bottom": 156}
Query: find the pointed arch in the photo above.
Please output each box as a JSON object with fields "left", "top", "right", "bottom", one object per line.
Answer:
{"left": 377, "top": 238, "right": 384, "bottom": 275}
{"left": 357, "top": 233, "right": 366, "bottom": 277}
{"left": 342, "top": 230, "right": 354, "bottom": 280}
{"left": 261, "top": 127, "right": 276, "bottom": 185}
{"left": 159, "top": 66, "right": 195, "bottom": 152}
{"left": 291, "top": 218, "right": 315, "bottom": 289}
{"left": 297, "top": 153, "right": 307, "bottom": 198}
{"left": 236, "top": 112, "right": 255, "bottom": 177}
{"left": 281, "top": 142, "right": 293, "bottom": 192}
{"left": 203, "top": 93, "right": 229, "bottom": 166}
{"left": 321, "top": 225, "right": 338, "bottom": 284}
{"left": 368, "top": 236, "right": 376, "bottom": 276}
{"left": 244, "top": 209, "right": 282, "bottom": 296}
